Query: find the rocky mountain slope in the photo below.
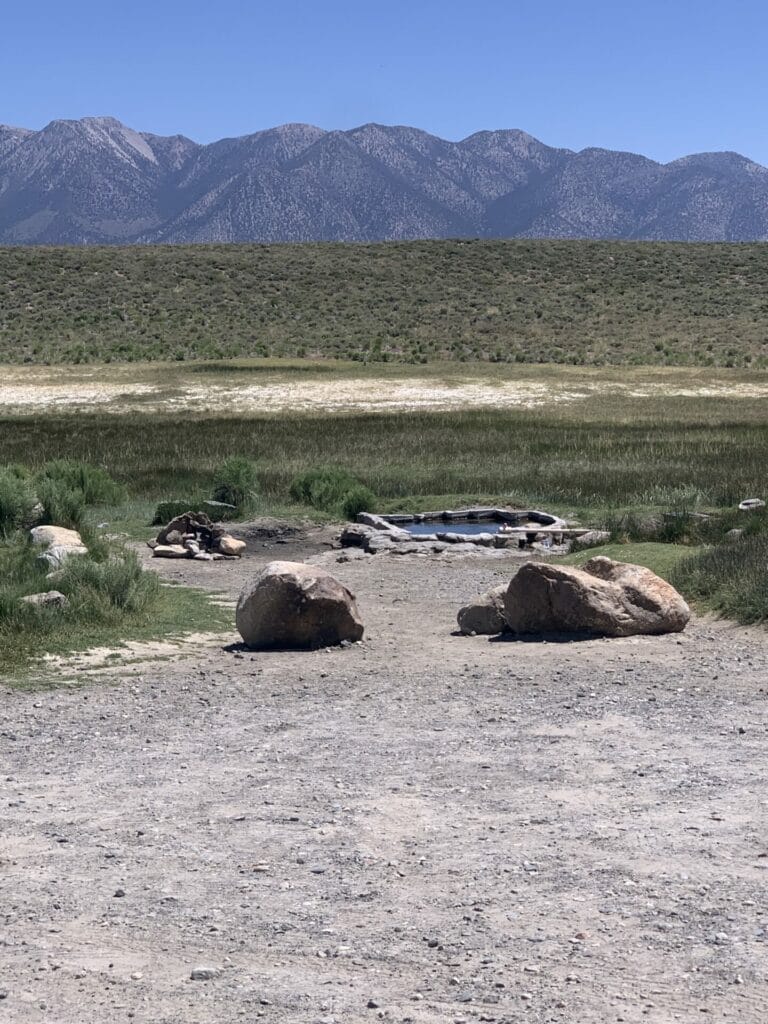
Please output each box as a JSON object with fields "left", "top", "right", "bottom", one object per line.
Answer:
{"left": 1, "top": 116, "right": 767, "bottom": 243}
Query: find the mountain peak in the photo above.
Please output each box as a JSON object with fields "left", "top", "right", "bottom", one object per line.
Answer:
{"left": 0, "top": 119, "right": 766, "bottom": 244}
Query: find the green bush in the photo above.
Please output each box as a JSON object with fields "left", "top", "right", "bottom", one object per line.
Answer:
{"left": 289, "top": 467, "right": 361, "bottom": 512}
{"left": 340, "top": 485, "right": 377, "bottom": 519}
{"left": 31, "top": 461, "right": 125, "bottom": 529}
{"left": 211, "top": 456, "right": 259, "bottom": 511}
{"left": 36, "top": 477, "right": 87, "bottom": 530}
{"left": 290, "top": 467, "right": 379, "bottom": 518}
{"left": 37, "top": 460, "right": 125, "bottom": 506}
{"left": 58, "top": 548, "right": 160, "bottom": 623}
{"left": 0, "top": 469, "right": 38, "bottom": 537}
{"left": 152, "top": 500, "right": 204, "bottom": 525}
{"left": 0, "top": 539, "right": 47, "bottom": 623}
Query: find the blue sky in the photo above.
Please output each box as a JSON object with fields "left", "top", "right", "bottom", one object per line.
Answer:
{"left": 3, "top": 0, "right": 767, "bottom": 164}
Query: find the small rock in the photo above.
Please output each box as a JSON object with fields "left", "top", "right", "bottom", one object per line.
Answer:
{"left": 570, "top": 529, "right": 611, "bottom": 551}
{"left": 218, "top": 535, "right": 246, "bottom": 557}
{"left": 20, "top": 591, "right": 69, "bottom": 609}
{"left": 190, "top": 967, "right": 220, "bottom": 981}
{"left": 152, "top": 544, "right": 190, "bottom": 559}
{"left": 113, "top": 888, "right": 126, "bottom": 898}
{"left": 367, "top": 998, "right": 380, "bottom": 1009}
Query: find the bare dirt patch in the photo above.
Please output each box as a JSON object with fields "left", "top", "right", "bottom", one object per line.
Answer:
{"left": 2, "top": 533, "right": 768, "bottom": 1022}
{"left": 4, "top": 363, "right": 768, "bottom": 415}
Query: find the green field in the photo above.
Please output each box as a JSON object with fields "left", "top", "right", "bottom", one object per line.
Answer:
{"left": 3, "top": 239, "right": 768, "bottom": 366}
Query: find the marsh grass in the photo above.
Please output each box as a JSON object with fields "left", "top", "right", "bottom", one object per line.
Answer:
{"left": 672, "top": 532, "right": 768, "bottom": 624}
{"left": 0, "top": 393, "right": 765, "bottom": 516}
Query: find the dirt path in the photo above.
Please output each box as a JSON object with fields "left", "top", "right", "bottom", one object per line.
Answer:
{"left": 2, "top": 534, "right": 768, "bottom": 1023}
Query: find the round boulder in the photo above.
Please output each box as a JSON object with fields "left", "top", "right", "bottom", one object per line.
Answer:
{"left": 236, "top": 561, "right": 364, "bottom": 650}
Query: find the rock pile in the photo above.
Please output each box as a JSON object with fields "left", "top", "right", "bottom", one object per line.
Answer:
{"left": 148, "top": 511, "right": 246, "bottom": 561}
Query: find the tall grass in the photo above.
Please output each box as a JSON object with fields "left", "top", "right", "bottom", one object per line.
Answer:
{"left": 0, "top": 469, "right": 37, "bottom": 536}
{"left": 0, "top": 401, "right": 765, "bottom": 513}
{"left": 672, "top": 531, "right": 768, "bottom": 624}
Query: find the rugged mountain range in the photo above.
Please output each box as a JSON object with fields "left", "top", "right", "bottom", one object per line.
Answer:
{"left": 1, "top": 116, "right": 767, "bottom": 244}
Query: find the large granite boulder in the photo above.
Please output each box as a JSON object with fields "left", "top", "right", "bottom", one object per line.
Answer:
{"left": 457, "top": 584, "right": 508, "bottom": 635}
{"left": 236, "top": 561, "right": 364, "bottom": 649}
{"left": 503, "top": 557, "right": 690, "bottom": 637}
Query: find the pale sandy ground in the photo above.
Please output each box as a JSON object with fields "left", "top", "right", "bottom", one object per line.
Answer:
{"left": 2, "top": 530, "right": 767, "bottom": 1024}
{"left": 2, "top": 364, "right": 768, "bottom": 414}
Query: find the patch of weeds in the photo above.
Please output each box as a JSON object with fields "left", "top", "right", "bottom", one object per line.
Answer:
{"left": 0, "top": 536, "right": 231, "bottom": 682}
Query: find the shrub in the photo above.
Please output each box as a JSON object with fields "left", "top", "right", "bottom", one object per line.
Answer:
{"left": 289, "top": 467, "right": 361, "bottom": 512}
{"left": 211, "top": 456, "right": 259, "bottom": 511}
{"left": 152, "top": 499, "right": 205, "bottom": 525}
{"left": 151, "top": 499, "right": 241, "bottom": 525}
{"left": 37, "top": 460, "right": 124, "bottom": 506}
{"left": 341, "top": 485, "right": 377, "bottom": 519}
{"left": 0, "top": 469, "right": 38, "bottom": 537}
{"left": 37, "top": 477, "right": 87, "bottom": 530}
{"left": 57, "top": 548, "right": 160, "bottom": 623}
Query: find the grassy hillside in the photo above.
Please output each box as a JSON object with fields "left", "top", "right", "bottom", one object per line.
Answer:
{"left": 2, "top": 239, "right": 768, "bottom": 366}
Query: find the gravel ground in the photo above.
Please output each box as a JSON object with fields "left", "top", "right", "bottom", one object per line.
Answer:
{"left": 2, "top": 528, "right": 768, "bottom": 1023}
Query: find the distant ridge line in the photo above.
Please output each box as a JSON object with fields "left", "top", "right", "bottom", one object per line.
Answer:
{"left": 1, "top": 117, "right": 767, "bottom": 244}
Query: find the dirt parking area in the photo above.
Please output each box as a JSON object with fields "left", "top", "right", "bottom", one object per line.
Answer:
{"left": 2, "top": 530, "right": 768, "bottom": 1023}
